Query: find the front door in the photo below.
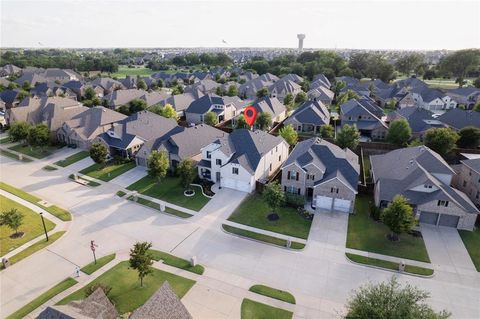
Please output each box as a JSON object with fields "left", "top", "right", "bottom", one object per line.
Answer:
{"left": 216, "top": 172, "right": 221, "bottom": 182}
{"left": 306, "top": 187, "right": 313, "bottom": 200}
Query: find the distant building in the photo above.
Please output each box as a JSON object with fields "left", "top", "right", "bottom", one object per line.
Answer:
{"left": 297, "top": 34, "right": 306, "bottom": 51}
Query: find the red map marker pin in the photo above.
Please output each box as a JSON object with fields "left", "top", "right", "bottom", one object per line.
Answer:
{"left": 243, "top": 106, "right": 257, "bottom": 127}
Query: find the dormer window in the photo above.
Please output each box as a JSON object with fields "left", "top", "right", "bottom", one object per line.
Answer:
{"left": 437, "top": 200, "right": 449, "bottom": 207}
{"left": 424, "top": 184, "right": 432, "bottom": 189}
{"left": 330, "top": 187, "right": 339, "bottom": 193}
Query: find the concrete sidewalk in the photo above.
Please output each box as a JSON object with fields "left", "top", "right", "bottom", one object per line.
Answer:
{"left": 222, "top": 220, "right": 308, "bottom": 244}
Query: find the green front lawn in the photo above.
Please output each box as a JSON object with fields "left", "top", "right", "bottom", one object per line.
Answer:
{"left": 6, "top": 277, "right": 78, "bottom": 319}
{"left": 0, "top": 195, "right": 55, "bottom": 256}
{"left": 0, "top": 149, "right": 33, "bottom": 162}
{"left": 249, "top": 285, "right": 296, "bottom": 304}
{"left": 0, "top": 137, "right": 12, "bottom": 144}
{"left": 0, "top": 182, "right": 72, "bottom": 221}
{"left": 81, "top": 253, "right": 116, "bottom": 275}
{"left": 346, "top": 195, "right": 430, "bottom": 263}
{"left": 57, "top": 261, "right": 195, "bottom": 315}
{"left": 149, "top": 250, "right": 204, "bottom": 275}
{"left": 8, "top": 144, "right": 59, "bottom": 159}
{"left": 459, "top": 229, "right": 480, "bottom": 272}
{"left": 54, "top": 151, "right": 89, "bottom": 167}
{"left": 227, "top": 194, "right": 312, "bottom": 239}
{"left": 346, "top": 253, "right": 434, "bottom": 276}
{"left": 127, "top": 175, "right": 210, "bottom": 211}
{"left": 241, "top": 299, "right": 293, "bottom": 319}
{"left": 79, "top": 161, "right": 136, "bottom": 182}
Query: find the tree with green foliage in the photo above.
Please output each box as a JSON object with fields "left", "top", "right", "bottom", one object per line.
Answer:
{"left": 333, "top": 80, "right": 346, "bottom": 97}
{"left": 263, "top": 181, "right": 285, "bottom": 214}
{"left": 457, "top": 126, "right": 480, "bottom": 149}
{"left": 294, "top": 91, "right": 307, "bottom": 103}
{"left": 177, "top": 159, "right": 195, "bottom": 191}
{"left": 473, "top": 102, "right": 480, "bottom": 112}
{"left": 137, "top": 79, "right": 147, "bottom": 90}
{"left": 129, "top": 242, "right": 154, "bottom": 287}
{"left": 128, "top": 99, "right": 148, "bottom": 114}
{"left": 157, "top": 103, "right": 178, "bottom": 120}
{"left": 279, "top": 124, "right": 298, "bottom": 146}
{"left": 235, "top": 115, "right": 249, "bottom": 129}
{"left": 381, "top": 195, "right": 415, "bottom": 241}
{"left": 22, "top": 81, "right": 31, "bottom": 91}
{"left": 0, "top": 208, "right": 24, "bottom": 237}
{"left": 319, "top": 125, "right": 335, "bottom": 138}
{"left": 89, "top": 142, "right": 108, "bottom": 165}
{"left": 283, "top": 93, "right": 294, "bottom": 109}
{"left": 227, "top": 85, "right": 238, "bottom": 97}
{"left": 204, "top": 111, "right": 219, "bottom": 126}
{"left": 438, "top": 49, "right": 480, "bottom": 82}
{"left": 215, "top": 87, "right": 224, "bottom": 96}
{"left": 336, "top": 124, "right": 360, "bottom": 150}
{"left": 27, "top": 124, "right": 50, "bottom": 149}
{"left": 256, "top": 87, "right": 269, "bottom": 98}
{"left": 255, "top": 112, "right": 272, "bottom": 131}
{"left": 147, "top": 149, "right": 169, "bottom": 183}
{"left": 424, "top": 128, "right": 459, "bottom": 158}
{"left": 84, "top": 87, "right": 97, "bottom": 100}
{"left": 387, "top": 119, "right": 412, "bottom": 146}
{"left": 171, "top": 85, "right": 184, "bottom": 95}
{"left": 346, "top": 277, "right": 450, "bottom": 319}
{"left": 395, "top": 53, "right": 425, "bottom": 75}
{"left": 337, "top": 89, "right": 359, "bottom": 106}
{"left": 8, "top": 121, "right": 31, "bottom": 143}
{"left": 474, "top": 77, "right": 480, "bottom": 89}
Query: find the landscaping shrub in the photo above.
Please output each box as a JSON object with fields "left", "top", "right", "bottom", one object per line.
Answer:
{"left": 297, "top": 207, "right": 313, "bottom": 221}
{"left": 285, "top": 193, "right": 305, "bottom": 208}
{"left": 370, "top": 202, "right": 382, "bottom": 221}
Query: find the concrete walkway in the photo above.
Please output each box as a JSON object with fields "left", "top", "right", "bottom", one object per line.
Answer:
{"left": 109, "top": 166, "right": 147, "bottom": 188}
{"left": 222, "top": 220, "right": 308, "bottom": 244}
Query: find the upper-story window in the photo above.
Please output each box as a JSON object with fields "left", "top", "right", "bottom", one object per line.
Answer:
{"left": 437, "top": 200, "right": 449, "bottom": 207}
{"left": 206, "top": 151, "right": 211, "bottom": 159}
{"left": 232, "top": 167, "right": 239, "bottom": 175}
{"left": 276, "top": 146, "right": 278, "bottom": 152}
{"left": 330, "top": 187, "right": 339, "bottom": 194}
{"left": 216, "top": 159, "right": 222, "bottom": 165}
{"left": 424, "top": 184, "right": 432, "bottom": 189}
{"left": 287, "top": 171, "right": 299, "bottom": 181}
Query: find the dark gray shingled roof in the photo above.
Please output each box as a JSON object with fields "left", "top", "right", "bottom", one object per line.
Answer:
{"left": 282, "top": 137, "right": 359, "bottom": 191}
{"left": 370, "top": 146, "right": 479, "bottom": 213}
{"left": 252, "top": 96, "right": 286, "bottom": 118}
{"left": 286, "top": 100, "right": 330, "bottom": 126}
{"left": 186, "top": 94, "right": 245, "bottom": 114}
{"left": 438, "top": 108, "right": 480, "bottom": 130}
{"left": 462, "top": 158, "right": 480, "bottom": 174}
{"left": 386, "top": 107, "right": 445, "bottom": 134}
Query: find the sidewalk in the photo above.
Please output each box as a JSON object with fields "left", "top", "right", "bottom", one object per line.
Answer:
{"left": 345, "top": 247, "right": 433, "bottom": 269}
{"left": 222, "top": 220, "right": 308, "bottom": 244}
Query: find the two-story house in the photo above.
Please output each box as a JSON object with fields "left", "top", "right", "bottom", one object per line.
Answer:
{"left": 340, "top": 98, "right": 388, "bottom": 140}
{"left": 453, "top": 158, "right": 480, "bottom": 209}
{"left": 252, "top": 96, "right": 287, "bottom": 127}
{"left": 268, "top": 78, "right": 302, "bottom": 102}
{"left": 283, "top": 100, "right": 330, "bottom": 134}
{"left": 370, "top": 146, "right": 479, "bottom": 230}
{"left": 185, "top": 94, "right": 245, "bottom": 125}
{"left": 198, "top": 129, "right": 288, "bottom": 193}
{"left": 281, "top": 138, "right": 359, "bottom": 213}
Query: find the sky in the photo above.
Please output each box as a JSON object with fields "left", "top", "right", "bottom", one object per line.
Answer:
{"left": 1, "top": 0, "right": 479, "bottom": 50}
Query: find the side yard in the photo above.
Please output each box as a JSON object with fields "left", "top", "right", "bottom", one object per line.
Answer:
{"left": 8, "top": 144, "right": 60, "bottom": 159}
{"left": 459, "top": 228, "right": 480, "bottom": 272}
{"left": 79, "top": 161, "right": 136, "bottom": 182}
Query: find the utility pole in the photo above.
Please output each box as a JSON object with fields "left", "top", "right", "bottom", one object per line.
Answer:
{"left": 40, "top": 213, "right": 48, "bottom": 241}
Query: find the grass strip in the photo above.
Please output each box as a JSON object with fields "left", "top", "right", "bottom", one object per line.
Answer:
{"left": 241, "top": 298, "right": 293, "bottom": 319}
{"left": 458, "top": 229, "right": 480, "bottom": 272}
{"left": 42, "top": 165, "right": 58, "bottom": 171}
{"left": 346, "top": 253, "right": 434, "bottom": 276}
{"left": 69, "top": 174, "right": 101, "bottom": 187}
{"left": 149, "top": 249, "right": 204, "bottom": 275}
{"left": 116, "top": 190, "right": 126, "bottom": 197}
{"left": 222, "top": 224, "right": 305, "bottom": 250}
{"left": 54, "top": 151, "right": 89, "bottom": 167}
{"left": 127, "top": 196, "right": 193, "bottom": 218}
{"left": 249, "top": 284, "right": 296, "bottom": 304}
{"left": 6, "top": 277, "right": 78, "bottom": 319}
{"left": 81, "top": 253, "right": 116, "bottom": 275}
{"left": 0, "top": 149, "right": 33, "bottom": 162}
{"left": 0, "top": 182, "right": 71, "bottom": 221}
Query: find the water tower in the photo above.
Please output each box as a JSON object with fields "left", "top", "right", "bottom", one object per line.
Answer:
{"left": 297, "top": 34, "right": 306, "bottom": 51}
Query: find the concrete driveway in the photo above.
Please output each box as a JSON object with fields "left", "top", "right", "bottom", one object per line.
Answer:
{"left": 109, "top": 165, "right": 147, "bottom": 188}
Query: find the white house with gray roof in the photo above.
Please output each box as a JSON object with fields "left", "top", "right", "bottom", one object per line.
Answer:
{"left": 370, "top": 146, "right": 479, "bottom": 230}
{"left": 198, "top": 129, "right": 288, "bottom": 193}
{"left": 453, "top": 158, "right": 480, "bottom": 210}
{"left": 340, "top": 98, "right": 388, "bottom": 140}
{"left": 281, "top": 138, "right": 359, "bottom": 213}
{"left": 268, "top": 78, "right": 302, "bottom": 102}
{"left": 284, "top": 100, "right": 330, "bottom": 134}
{"left": 185, "top": 94, "right": 245, "bottom": 125}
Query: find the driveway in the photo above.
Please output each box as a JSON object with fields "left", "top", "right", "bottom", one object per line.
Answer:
{"left": 109, "top": 166, "right": 147, "bottom": 188}
{"left": 421, "top": 225, "right": 478, "bottom": 276}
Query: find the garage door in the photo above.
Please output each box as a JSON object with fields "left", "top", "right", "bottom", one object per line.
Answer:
{"left": 419, "top": 211, "right": 439, "bottom": 225}
{"left": 221, "top": 178, "right": 251, "bottom": 193}
{"left": 333, "top": 199, "right": 351, "bottom": 213}
{"left": 438, "top": 214, "right": 459, "bottom": 228}
{"left": 315, "top": 196, "right": 333, "bottom": 211}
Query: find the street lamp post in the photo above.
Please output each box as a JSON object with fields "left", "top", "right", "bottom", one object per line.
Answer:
{"left": 40, "top": 212, "right": 49, "bottom": 241}
{"left": 90, "top": 240, "right": 98, "bottom": 264}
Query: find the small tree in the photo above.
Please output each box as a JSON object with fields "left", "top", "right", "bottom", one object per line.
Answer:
{"left": 90, "top": 142, "right": 108, "bottom": 165}
{"left": 9, "top": 121, "right": 31, "bottom": 143}
{"left": 255, "top": 112, "right": 272, "bottom": 131}
{"left": 0, "top": 208, "right": 24, "bottom": 237}
{"left": 84, "top": 87, "right": 97, "bottom": 100}
{"left": 235, "top": 115, "right": 249, "bottom": 129}
{"left": 283, "top": 93, "right": 294, "bottom": 109}
{"left": 204, "top": 111, "right": 219, "bottom": 126}
{"left": 337, "top": 89, "right": 359, "bottom": 105}
{"left": 279, "top": 124, "right": 298, "bottom": 146}
{"left": 129, "top": 242, "right": 154, "bottom": 287}
{"left": 346, "top": 277, "right": 451, "bottom": 319}
{"left": 474, "top": 77, "right": 480, "bottom": 88}
{"left": 128, "top": 99, "right": 148, "bottom": 114}
{"left": 294, "top": 91, "right": 307, "bottom": 103}
{"left": 387, "top": 119, "right": 412, "bottom": 146}
{"left": 336, "top": 124, "right": 360, "bottom": 150}
{"left": 380, "top": 195, "right": 415, "bottom": 241}
{"left": 27, "top": 124, "right": 50, "bottom": 149}
{"left": 227, "top": 85, "right": 238, "bottom": 97}
{"left": 474, "top": 102, "right": 480, "bottom": 112}
{"left": 320, "top": 125, "right": 335, "bottom": 138}
{"left": 457, "top": 126, "right": 480, "bottom": 149}
{"left": 22, "top": 81, "right": 31, "bottom": 91}
{"left": 147, "top": 149, "right": 169, "bottom": 182}
{"left": 177, "top": 159, "right": 195, "bottom": 191}
{"left": 256, "top": 87, "right": 268, "bottom": 98}
{"left": 137, "top": 79, "right": 147, "bottom": 90}
{"left": 424, "top": 128, "right": 459, "bottom": 158}
{"left": 263, "top": 181, "right": 285, "bottom": 214}
{"left": 158, "top": 104, "right": 178, "bottom": 120}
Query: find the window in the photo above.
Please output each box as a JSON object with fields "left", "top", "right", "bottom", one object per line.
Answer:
{"left": 286, "top": 186, "right": 297, "bottom": 194}
{"left": 278, "top": 155, "right": 281, "bottom": 161}
{"left": 330, "top": 187, "right": 339, "bottom": 194}
{"left": 232, "top": 167, "right": 239, "bottom": 175}
{"left": 206, "top": 151, "right": 211, "bottom": 159}
{"left": 276, "top": 146, "right": 278, "bottom": 152}
{"left": 476, "top": 191, "right": 479, "bottom": 199}
{"left": 424, "top": 184, "right": 432, "bottom": 189}
{"left": 216, "top": 159, "right": 222, "bottom": 165}
{"left": 463, "top": 180, "right": 467, "bottom": 187}
{"left": 269, "top": 163, "right": 272, "bottom": 171}
{"left": 288, "top": 171, "right": 298, "bottom": 180}
{"left": 437, "top": 200, "right": 449, "bottom": 207}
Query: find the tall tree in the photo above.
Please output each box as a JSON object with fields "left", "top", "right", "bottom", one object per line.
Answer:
{"left": 227, "top": 85, "right": 238, "bottom": 97}
{"left": 128, "top": 99, "right": 148, "bottom": 114}
{"left": 204, "top": 111, "right": 219, "bottom": 126}
{"left": 129, "top": 242, "right": 154, "bottom": 287}
{"left": 387, "top": 119, "right": 412, "bottom": 146}
{"left": 438, "top": 49, "right": 480, "bottom": 82}
{"left": 337, "top": 89, "right": 359, "bottom": 106}
{"left": 84, "top": 87, "right": 97, "bottom": 100}
{"left": 256, "top": 87, "right": 269, "bottom": 98}
{"left": 424, "top": 128, "right": 459, "bottom": 158}
{"left": 381, "top": 195, "right": 415, "bottom": 241}
{"left": 457, "top": 126, "right": 480, "bottom": 149}
{"left": 27, "top": 124, "right": 50, "bottom": 149}
{"left": 177, "top": 159, "right": 195, "bottom": 191}
{"left": 395, "top": 53, "right": 425, "bottom": 75}
{"left": 157, "top": 104, "right": 178, "bottom": 120}
{"left": 255, "top": 112, "right": 272, "bottom": 131}
{"left": 0, "top": 208, "right": 24, "bottom": 237}
{"left": 235, "top": 115, "right": 249, "bottom": 129}
{"left": 89, "top": 142, "right": 108, "bottom": 165}
{"left": 283, "top": 93, "right": 294, "bottom": 109}
{"left": 294, "top": 91, "right": 307, "bottom": 103}
{"left": 336, "top": 124, "right": 360, "bottom": 150}
{"left": 8, "top": 121, "right": 31, "bottom": 143}
{"left": 346, "top": 277, "right": 450, "bottom": 319}
{"left": 137, "top": 79, "right": 147, "bottom": 90}
{"left": 320, "top": 125, "right": 335, "bottom": 138}
{"left": 147, "top": 149, "right": 169, "bottom": 182}
{"left": 263, "top": 181, "right": 285, "bottom": 214}
{"left": 279, "top": 124, "right": 298, "bottom": 146}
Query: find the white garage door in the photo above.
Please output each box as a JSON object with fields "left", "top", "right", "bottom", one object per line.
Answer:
{"left": 222, "top": 178, "right": 251, "bottom": 193}
{"left": 315, "top": 196, "right": 333, "bottom": 211}
{"left": 333, "top": 198, "right": 351, "bottom": 213}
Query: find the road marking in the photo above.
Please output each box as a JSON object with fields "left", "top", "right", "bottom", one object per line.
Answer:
{"left": 170, "top": 226, "right": 200, "bottom": 253}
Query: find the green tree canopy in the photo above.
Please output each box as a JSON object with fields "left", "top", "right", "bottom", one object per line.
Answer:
{"left": 204, "top": 111, "right": 219, "bottom": 126}
{"left": 387, "top": 119, "right": 412, "bottom": 146}
{"left": 9, "top": 121, "right": 31, "bottom": 143}
{"left": 177, "top": 159, "right": 195, "bottom": 190}
{"left": 263, "top": 181, "right": 285, "bottom": 214}
{"left": 381, "top": 195, "right": 415, "bottom": 241}
{"left": 129, "top": 242, "right": 154, "bottom": 287}
{"left": 0, "top": 208, "right": 24, "bottom": 236}
{"left": 294, "top": 91, "right": 307, "bottom": 103}
{"left": 336, "top": 124, "right": 360, "bottom": 150}
{"left": 255, "top": 112, "right": 272, "bottom": 131}
{"left": 438, "top": 49, "right": 480, "bottom": 79}
{"left": 394, "top": 53, "right": 425, "bottom": 75}
{"left": 84, "top": 87, "right": 97, "bottom": 100}
{"left": 283, "top": 93, "right": 294, "bottom": 109}
{"left": 227, "top": 85, "right": 238, "bottom": 97}
{"left": 153, "top": 103, "right": 178, "bottom": 120}
{"left": 320, "top": 125, "right": 335, "bottom": 138}
{"left": 89, "top": 142, "right": 108, "bottom": 165}
{"left": 256, "top": 87, "right": 269, "bottom": 98}
{"left": 137, "top": 79, "right": 147, "bottom": 90}
{"left": 27, "top": 124, "right": 50, "bottom": 148}
{"left": 279, "top": 124, "right": 298, "bottom": 146}
{"left": 128, "top": 99, "right": 148, "bottom": 114}
{"left": 337, "top": 89, "right": 359, "bottom": 106}
{"left": 147, "top": 149, "right": 169, "bottom": 182}
{"left": 235, "top": 115, "right": 249, "bottom": 129}
{"left": 457, "top": 126, "right": 480, "bottom": 149}
{"left": 424, "top": 128, "right": 459, "bottom": 158}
